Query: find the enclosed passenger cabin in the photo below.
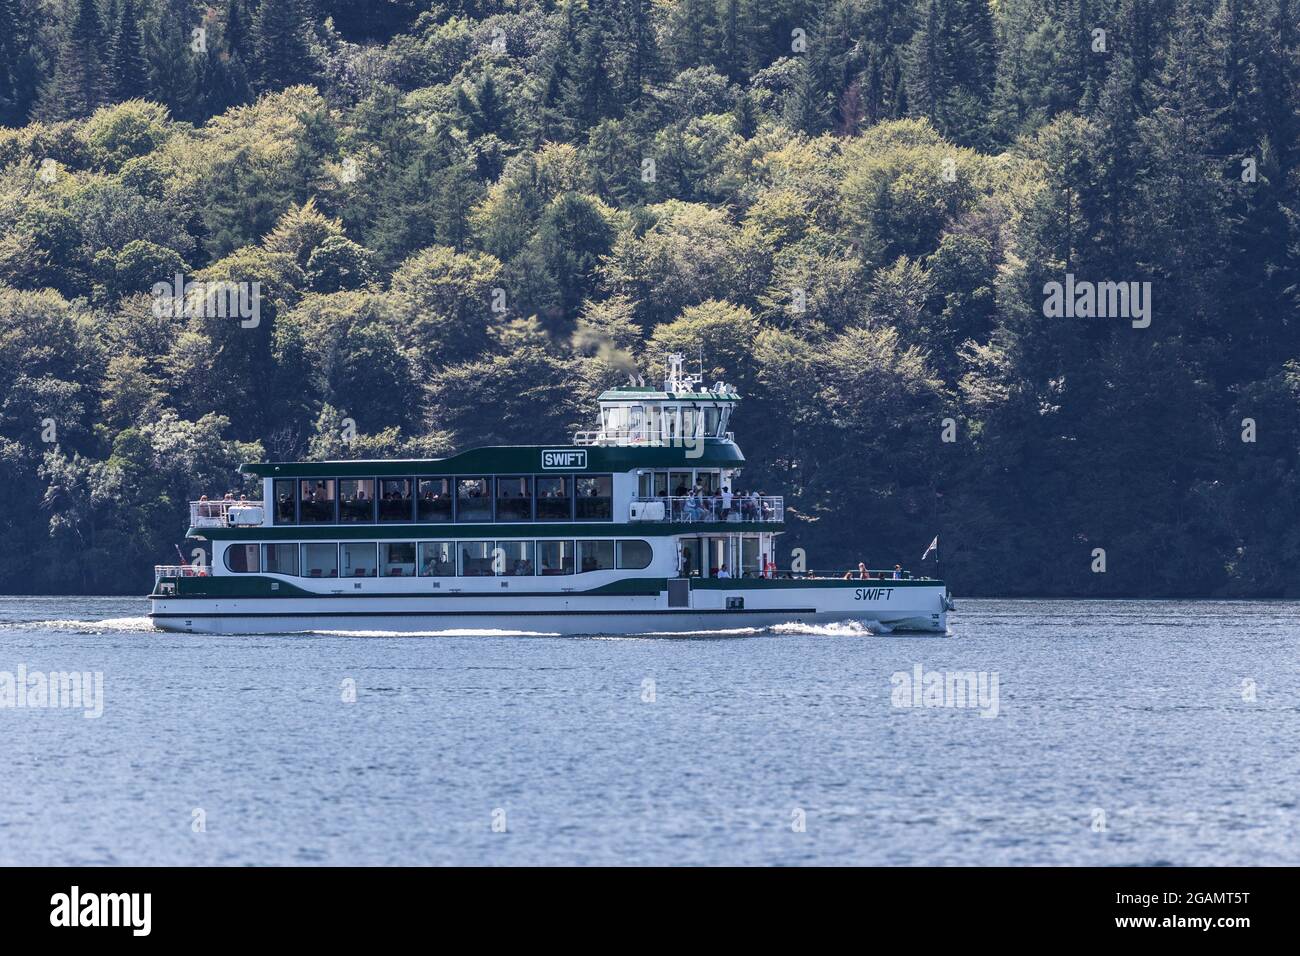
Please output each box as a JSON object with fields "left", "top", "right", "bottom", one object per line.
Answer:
{"left": 170, "top": 355, "right": 785, "bottom": 585}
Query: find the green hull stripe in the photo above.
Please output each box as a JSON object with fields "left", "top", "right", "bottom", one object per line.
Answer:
{"left": 150, "top": 607, "right": 819, "bottom": 619}
{"left": 692, "top": 578, "right": 944, "bottom": 590}
{"left": 153, "top": 576, "right": 669, "bottom": 599}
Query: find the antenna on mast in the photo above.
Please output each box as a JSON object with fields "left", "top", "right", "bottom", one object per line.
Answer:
{"left": 663, "top": 352, "right": 703, "bottom": 393}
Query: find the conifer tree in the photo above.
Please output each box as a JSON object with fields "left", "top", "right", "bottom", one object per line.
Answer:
{"left": 37, "top": 0, "right": 112, "bottom": 120}
{"left": 112, "top": 0, "right": 149, "bottom": 101}
{"left": 252, "top": 0, "right": 317, "bottom": 92}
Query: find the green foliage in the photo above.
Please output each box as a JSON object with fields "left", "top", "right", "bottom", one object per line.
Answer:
{"left": 0, "top": 0, "right": 1296, "bottom": 597}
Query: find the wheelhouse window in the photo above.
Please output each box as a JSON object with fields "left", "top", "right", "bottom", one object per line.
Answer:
{"left": 458, "top": 540, "right": 495, "bottom": 576}
{"left": 380, "top": 542, "right": 416, "bottom": 576}
{"left": 456, "top": 478, "right": 492, "bottom": 522}
{"left": 578, "top": 540, "right": 614, "bottom": 573}
{"left": 300, "top": 479, "right": 336, "bottom": 523}
{"left": 417, "top": 478, "right": 452, "bottom": 522}
{"left": 341, "top": 541, "right": 377, "bottom": 577}
{"left": 418, "top": 541, "right": 455, "bottom": 576}
{"left": 301, "top": 543, "right": 338, "bottom": 577}
{"left": 682, "top": 406, "right": 699, "bottom": 438}
{"left": 575, "top": 475, "right": 612, "bottom": 520}
{"left": 536, "top": 476, "right": 572, "bottom": 520}
{"left": 538, "top": 540, "right": 575, "bottom": 575}
{"left": 263, "top": 543, "right": 299, "bottom": 576}
{"left": 273, "top": 479, "right": 296, "bottom": 524}
{"left": 704, "top": 406, "right": 721, "bottom": 437}
{"left": 496, "top": 477, "right": 533, "bottom": 522}
{"left": 224, "top": 543, "right": 260, "bottom": 573}
{"left": 497, "top": 540, "right": 535, "bottom": 576}
{"left": 647, "top": 404, "right": 663, "bottom": 443}
{"left": 617, "top": 539, "right": 653, "bottom": 570}
{"left": 339, "top": 479, "right": 375, "bottom": 523}
{"left": 379, "top": 479, "right": 414, "bottom": 522}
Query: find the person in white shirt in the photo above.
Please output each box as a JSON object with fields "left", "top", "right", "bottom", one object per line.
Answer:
{"left": 716, "top": 567, "right": 731, "bottom": 578}
{"left": 721, "top": 486, "right": 733, "bottom": 518}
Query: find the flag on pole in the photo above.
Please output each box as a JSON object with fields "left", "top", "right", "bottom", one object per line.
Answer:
{"left": 921, "top": 535, "right": 938, "bottom": 561}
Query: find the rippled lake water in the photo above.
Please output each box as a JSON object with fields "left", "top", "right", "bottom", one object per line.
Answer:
{"left": 0, "top": 595, "right": 1296, "bottom": 865}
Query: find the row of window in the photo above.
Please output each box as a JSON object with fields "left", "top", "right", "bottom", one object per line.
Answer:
{"left": 273, "top": 476, "right": 614, "bottom": 525}
{"left": 225, "top": 539, "right": 655, "bottom": 578}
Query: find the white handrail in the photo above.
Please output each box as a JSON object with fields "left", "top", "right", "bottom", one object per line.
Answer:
{"left": 190, "top": 499, "right": 265, "bottom": 528}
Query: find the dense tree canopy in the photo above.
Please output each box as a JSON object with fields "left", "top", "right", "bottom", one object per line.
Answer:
{"left": 0, "top": 0, "right": 1298, "bottom": 596}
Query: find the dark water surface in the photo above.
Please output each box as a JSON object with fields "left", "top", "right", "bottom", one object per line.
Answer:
{"left": 0, "top": 596, "right": 1296, "bottom": 865}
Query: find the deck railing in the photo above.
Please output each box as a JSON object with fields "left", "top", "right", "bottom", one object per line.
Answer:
{"left": 153, "top": 563, "right": 210, "bottom": 584}
{"left": 572, "top": 430, "right": 735, "bottom": 446}
{"left": 190, "top": 499, "right": 266, "bottom": 528}
{"left": 629, "top": 495, "right": 783, "bottom": 523}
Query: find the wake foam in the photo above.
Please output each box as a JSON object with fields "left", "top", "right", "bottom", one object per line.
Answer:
{"left": 767, "top": 619, "right": 878, "bottom": 637}
{"left": 28, "top": 616, "right": 159, "bottom": 633}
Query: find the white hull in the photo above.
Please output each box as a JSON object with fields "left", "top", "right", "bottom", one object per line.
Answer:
{"left": 149, "top": 582, "right": 948, "bottom": 635}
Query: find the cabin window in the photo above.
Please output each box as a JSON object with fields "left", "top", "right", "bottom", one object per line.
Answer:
{"left": 300, "top": 479, "right": 336, "bottom": 523}
{"left": 263, "top": 543, "right": 299, "bottom": 576}
{"left": 273, "top": 479, "right": 297, "bottom": 524}
{"left": 380, "top": 542, "right": 416, "bottom": 577}
{"left": 301, "top": 543, "right": 339, "bottom": 578}
{"left": 339, "top": 479, "right": 376, "bottom": 523}
{"left": 696, "top": 471, "right": 718, "bottom": 495}
{"left": 456, "top": 478, "right": 492, "bottom": 522}
{"left": 416, "top": 478, "right": 452, "bottom": 522}
{"left": 574, "top": 475, "right": 612, "bottom": 520}
{"left": 458, "top": 540, "right": 495, "bottom": 576}
{"left": 497, "top": 540, "right": 535, "bottom": 576}
{"left": 741, "top": 538, "right": 760, "bottom": 577}
{"left": 535, "top": 476, "right": 572, "bottom": 520}
{"left": 538, "top": 540, "right": 575, "bottom": 575}
{"left": 496, "top": 477, "right": 533, "bottom": 522}
{"left": 578, "top": 540, "right": 614, "bottom": 573}
{"left": 379, "top": 479, "right": 414, "bottom": 522}
{"left": 418, "top": 541, "right": 455, "bottom": 576}
{"left": 341, "top": 542, "right": 377, "bottom": 577}
{"left": 224, "top": 543, "right": 260, "bottom": 573}
{"left": 617, "top": 539, "right": 653, "bottom": 570}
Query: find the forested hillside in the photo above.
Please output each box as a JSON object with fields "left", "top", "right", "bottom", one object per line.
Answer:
{"left": 0, "top": 0, "right": 1298, "bottom": 596}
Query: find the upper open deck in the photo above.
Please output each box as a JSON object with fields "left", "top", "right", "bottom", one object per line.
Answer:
{"left": 191, "top": 355, "right": 785, "bottom": 536}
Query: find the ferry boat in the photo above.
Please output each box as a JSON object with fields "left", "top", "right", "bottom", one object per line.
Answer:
{"left": 149, "top": 356, "right": 951, "bottom": 635}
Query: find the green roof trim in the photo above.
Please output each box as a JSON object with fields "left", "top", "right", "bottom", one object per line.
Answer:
{"left": 190, "top": 519, "right": 782, "bottom": 541}
{"left": 241, "top": 442, "right": 745, "bottom": 478}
